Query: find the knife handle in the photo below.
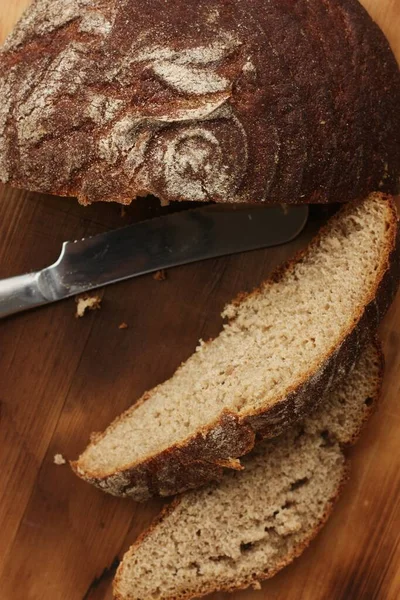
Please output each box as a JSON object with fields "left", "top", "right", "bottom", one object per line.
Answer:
{"left": 0, "top": 272, "right": 48, "bottom": 319}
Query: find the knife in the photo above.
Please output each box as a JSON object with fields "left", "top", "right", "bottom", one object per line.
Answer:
{"left": 0, "top": 204, "right": 308, "bottom": 319}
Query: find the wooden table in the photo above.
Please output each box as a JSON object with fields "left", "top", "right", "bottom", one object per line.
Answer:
{"left": 0, "top": 2, "right": 399, "bottom": 599}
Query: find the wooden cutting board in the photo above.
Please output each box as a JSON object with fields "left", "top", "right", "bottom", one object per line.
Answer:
{"left": 0, "top": 2, "right": 399, "bottom": 599}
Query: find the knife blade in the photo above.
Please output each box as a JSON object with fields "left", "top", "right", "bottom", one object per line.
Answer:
{"left": 0, "top": 203, "right": 308, "bottom": 318}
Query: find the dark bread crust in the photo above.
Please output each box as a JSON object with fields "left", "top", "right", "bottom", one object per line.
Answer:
{"left": 0, "top": 0, "right": 399, "bottom": 205}
{"left": 79, "top": 411, "right": 256, "bottom": 501}
{"left": 72, "top": 194, "right": 400, "bottom": 500}
{"left": 113, "top": 341, "right": 384, "bottom": 600}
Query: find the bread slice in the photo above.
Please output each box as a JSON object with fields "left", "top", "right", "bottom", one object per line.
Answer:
{"left": 114, "top": 341, "right": 383, "bottom": 600}
{"left": 0, "top": 0, "right": 399, "bottom": 206}
{"left": 73, "top": 193, "right": 399, "bottom": 500}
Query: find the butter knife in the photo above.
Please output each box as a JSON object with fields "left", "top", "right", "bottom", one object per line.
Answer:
{"left": 0, "top": 204, "right": 308, "bottom": 319}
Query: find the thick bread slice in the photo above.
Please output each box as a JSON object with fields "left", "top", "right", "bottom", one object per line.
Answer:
{"left": 113, "top": 342, "right": 383, "bottom": 600}
{"left": 0, "top": 0, "right": 399, "bottom": 206}
{"left": 73, "top": 194, "right": 400, "bottom": 500}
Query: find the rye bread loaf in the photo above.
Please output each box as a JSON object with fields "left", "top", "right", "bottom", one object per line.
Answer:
{"left": 72, "top": 193, "right": 400, "bottom": 500}
{"left": 113, "top": 341, "right": 383, "bottom": 600}
{"left": 0, "top": 0, "right": 399, "bottom": 206}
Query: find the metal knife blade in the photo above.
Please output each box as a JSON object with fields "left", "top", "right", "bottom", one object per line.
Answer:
{"left": 0, "top": 204, "right": 308, "bottom": 318}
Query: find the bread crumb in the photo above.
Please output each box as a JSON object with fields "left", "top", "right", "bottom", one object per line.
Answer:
{"left": 153, "top": 270, "right": 167, "bottom": 281}
{"left": 281, "top": 204, "right": 289, "bottom": 215}
{"left": 215, "top": 457, "right": 243, "bottom": 471}
{"left": 196, "top": 339, "right": 206, "bottom": 353}
{"left": 251, "top": 581, "right": 262, "bottom": 591}
{"left": 119, "top": 322, "right": 128, "bottom": 330}
{"left": 54, "top": 454, "right": 66, "bottom": 466}
{"left": 75, "top": 294, "right": 102, "bottom": 318}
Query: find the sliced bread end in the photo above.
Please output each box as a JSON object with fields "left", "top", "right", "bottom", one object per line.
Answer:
{"left": 113, "top": 340, "right": 383, "bottom": 600}
{"left": 73, "top": 193, "right": 399, "bottom": 501}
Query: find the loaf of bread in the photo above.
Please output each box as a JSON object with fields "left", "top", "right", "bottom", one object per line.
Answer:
{"left": 114, "top": 341, "right": 383, "bottom": 600}
{"left": 72, "top": 193, "right": 400, "bottom": 500}
{"left": 0, "top": 0, "right": 399, "bottom": 205}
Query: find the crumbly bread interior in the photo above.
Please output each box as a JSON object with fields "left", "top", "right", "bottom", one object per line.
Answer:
{"left": 78, "top": 194, "right": 394, "bottom": 475}
{"left": 114, "top": 343, "right": 381, "bottom": 600}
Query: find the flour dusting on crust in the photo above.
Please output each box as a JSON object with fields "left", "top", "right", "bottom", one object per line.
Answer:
{"left": 0, "top": 0, "right": 399, "bottom": 205}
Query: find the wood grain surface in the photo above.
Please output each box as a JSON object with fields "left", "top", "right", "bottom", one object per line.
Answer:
{"left": 0, "top": 2, "right": 399, "bottom": 599}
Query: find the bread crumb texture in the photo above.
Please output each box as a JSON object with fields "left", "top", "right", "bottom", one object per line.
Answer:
{"left": 75, "top": 294, "right": 102, "bottom": 318}
{"left": 153, "top": 270, "right": 167, "bottom": 281}
{"left": 113, "top": 342, "right": 382, "bottom": 600}
{"left": 53, "top": 454, "right": 66, "bottom": 466}
{"left": 74, "top": 194, "right": 399, "bottom": 500}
